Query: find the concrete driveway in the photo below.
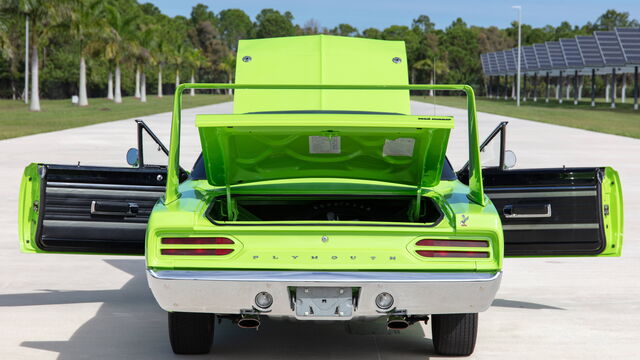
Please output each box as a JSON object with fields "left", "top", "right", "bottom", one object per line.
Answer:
{"left": 0, "top": 99, "right": 638, "bottom": 359}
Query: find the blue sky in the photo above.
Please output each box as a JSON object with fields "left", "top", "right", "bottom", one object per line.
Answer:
{"left": 148, "top": 0, "right": 639, "bottom": 30}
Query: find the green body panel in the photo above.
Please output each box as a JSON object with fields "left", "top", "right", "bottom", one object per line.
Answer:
{"left": 145, "top": 178, "right": 503, "bottom": 272}
{"left": 18, "top": 163, "right": 40, "bottom": 253}
{"left": 234, "top": 35, "right": 410, "bottom": 114}
{"left": 600, "top": 167, "right": 624, "bottom": 257}
{"left": 196, "top": 113, "right": 453, "bottom": 187}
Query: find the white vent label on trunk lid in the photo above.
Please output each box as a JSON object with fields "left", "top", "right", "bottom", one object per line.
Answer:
{"left": 383, "top": 138, "right": 415, "bottom": 157}
{"left": 309, "top": 136, "right": 341, "bottom": 154}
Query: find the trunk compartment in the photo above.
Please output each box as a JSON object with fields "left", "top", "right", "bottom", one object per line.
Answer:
{"left": 207, "top": 195, "right": 442, "bottom": 225}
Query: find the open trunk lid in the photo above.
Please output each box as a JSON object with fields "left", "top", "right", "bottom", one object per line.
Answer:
{"left": 196, "top": 113, "right": 453, "bottom": 188}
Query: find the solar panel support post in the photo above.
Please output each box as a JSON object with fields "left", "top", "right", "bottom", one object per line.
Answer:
{"left": 621, "top": 74, "right": 626, "bottom": 103}
{"left": 578, "top": 76, "right": 583, "bottom": 100}
{"left": 533, "top": 73, "right": 538, "bottom": 102}
{"left": 504, "top": 76, "right": 508, "bottom": 100}
{"left": 611, "top": 68, "right": 616, "bottom": 109}
{"left": 634, "top": 66, "right": 638, "bottom": 111}
{"left": 574, "top": 70, "right": 579, "bottom": 105}
{"left": 545, "top": 72, "right": 550, "bottom": 103}
{"left": 591, "top": 68, "right": 596, "bottom": 107}
{"left": 558, "top": 71, "right": 563, "bottom": 104}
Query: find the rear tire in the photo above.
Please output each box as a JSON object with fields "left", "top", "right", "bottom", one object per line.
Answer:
{"left": 168, "top": 312, "right": 214, "bottom": 354}
{"left": 431, "top": 313, "right": 478, "bottom": 356}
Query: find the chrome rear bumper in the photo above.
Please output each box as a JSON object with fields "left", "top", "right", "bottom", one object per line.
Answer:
{"left": 147, "top": 270, "right": 502, "bottom": 318}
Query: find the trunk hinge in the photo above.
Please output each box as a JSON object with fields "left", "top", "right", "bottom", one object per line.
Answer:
{"left": 414, "top": 185, "right": 422, "bottom": 221}
{"left": 225, "top": 183, "right": 237, "bottom": 221}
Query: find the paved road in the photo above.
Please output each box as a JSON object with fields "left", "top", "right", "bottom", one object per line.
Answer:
{"left": 0, "top": 100, "right": 638, "bottom": 359}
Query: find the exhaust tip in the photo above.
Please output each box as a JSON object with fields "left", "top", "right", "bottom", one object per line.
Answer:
{"left": 237, "top": 317, "right": 260, "bottom": 329}
{"left": 387, "top": 319, "right": 409, "bottom": 330}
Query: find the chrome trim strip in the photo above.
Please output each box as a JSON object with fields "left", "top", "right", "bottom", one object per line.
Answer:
{"left": 502, "top": 223, "right": 599, "bottom": 230}
{"left": 47, "top": 181, "right": 165, "bottom": 191}
{"left": 148, "top": 270, "right": 500, "bottom": 283}
{"left": 43, "top": 220, "right": 147, "bottom": 229}
{"left": 488, "top": 190, "right": 596, "bottom": 199}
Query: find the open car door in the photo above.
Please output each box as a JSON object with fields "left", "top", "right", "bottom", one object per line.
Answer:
{"left": 459, "top": 122, "right": 623, "bottom": 257}
{"left": 18, "top": 120, "right": 171, "bottom": 255}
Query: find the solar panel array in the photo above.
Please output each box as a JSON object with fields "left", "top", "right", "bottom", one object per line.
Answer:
{"left": 504, "top": 50, "right": 516, "bottom": 73}
{"left": 616, "top": 28, "right": 640, "bottom": 64}
{"left": 480, "top": 27, "right": 640, "bottom": 75}
{"left": 523, "top": 46, "right": 539, "bottom": 71}
{"left": 480, "top": 53, "right": 490, "bottom": 74}
{"left": 559, "top": 38, "right": 583, "bottom": 68}
{"left": 496, "top": 50, "right": 507, "bottom": 74}
{"left": 594, "top": 31, "right": 626, "bottom": 66}
{"left": 489, "top": 52, "right": 499, "bottom": 75}
{"left": 546, "top": 41, "right": 567, "bottom": 69}
{"left": 576, "top": 36, "right": 604, "bottom": 67}
{"left": 533, "top": 43, "right": 552, "bottom": 70}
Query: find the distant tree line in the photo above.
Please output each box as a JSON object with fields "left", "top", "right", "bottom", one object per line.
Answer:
{"left": 0, "top": 1, "right": 637, "bottom": 111}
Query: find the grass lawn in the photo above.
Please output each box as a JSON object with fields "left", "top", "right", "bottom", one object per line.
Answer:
{"left": 0, "top": 94, "right": 232, "bottom": 140}
{"left": 411, "top": 95, "right": 640, "bottom": 139}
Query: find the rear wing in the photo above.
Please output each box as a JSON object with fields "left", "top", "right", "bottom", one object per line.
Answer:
{"left": 166, "top": 84, "right": 485, "bottom": 207}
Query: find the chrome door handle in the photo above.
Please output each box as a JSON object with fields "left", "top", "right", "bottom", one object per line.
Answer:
{"left": 91, "top": 200, "right": 139, "bottom": 217}
{"left": 503, "top": 203, "right": 551, "bottom": 218}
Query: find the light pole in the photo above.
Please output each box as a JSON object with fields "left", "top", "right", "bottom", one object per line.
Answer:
{"left": 512, "top": 5, "right": 522, "bottom": 107}
{"left": 24, "top": 15, "right": 29, "bottom": 104}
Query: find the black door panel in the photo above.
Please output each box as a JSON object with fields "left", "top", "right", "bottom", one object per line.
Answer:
{"left": 35, "top": 165, "right": 166, "bottom": 255}
{"left": 483, "top": 167, "right": 606, "bottom": 256}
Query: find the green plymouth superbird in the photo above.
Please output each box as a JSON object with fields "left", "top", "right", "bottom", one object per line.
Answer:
{"left": 18, "top": 35, "right": 623, "bottom": 356}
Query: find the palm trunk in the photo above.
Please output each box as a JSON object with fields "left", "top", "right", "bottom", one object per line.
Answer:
{"left": 157, "top": 66, "right": 163, "bottom": 97}
{"left": 190, "top": 71, "right": 195, "bottom": 96}
{"left": 114, "top": 64, "right": 122, "bottom": 104}
{"left": 29, "top": 44, "right": 40, "bottom": 111}
{"left": 429, "top": 74, "right": 434, "bottom": 97}
{"left": 134, "top": 66, "right": 140, "bottom": 98}
{"left": 175, "top": 70, "right": 180, "bottom": 88}
{"left": 228, "top": 74, "right": 233, "bottom": 95}
{"left": 107, "top": 70, "right": 114, "bottom": 100}
{"left": 79, "top": 56, "right": 89, "bottom": 106}
{"left": 140, "top": 69, "right": 147, "bottom": 102}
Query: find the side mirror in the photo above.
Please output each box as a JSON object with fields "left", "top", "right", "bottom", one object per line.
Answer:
{"left": 126, "top": 148, "right": 139, "bottom": 167}
{"left": 504, "top": 150, "right": 517, "bottom": 169}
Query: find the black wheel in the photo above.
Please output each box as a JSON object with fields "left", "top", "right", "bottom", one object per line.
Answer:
{"left": 168, "top": 312, "right": 214, "bottom": 354}
{"left": 431, "top": 313, "right": 478, "bottom": 356}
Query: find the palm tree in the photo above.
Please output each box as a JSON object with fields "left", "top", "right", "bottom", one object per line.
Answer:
{"left": 217, "top": 54, "right": 236, "bottom": 95}
{"left": 413, "top": 57, "right": 449, "bottom": 96}
{"left": 1, "top": 0, "right": 72, "bottom": 111}
{"left": 170, "top": 42, "right": 188, "bottom": 89}
{"left": 104, "top": 5, "right": 136, "bottom": 103}
{"left": 70, "top": 0, "right": 105, "bottom": 107}
{"left": 131, "top": 25, "right": 155, "bottom": 103}
{"left": 0, "top": 13, "right": 17, "bottom": 99}
{"left": 153, "top": 37, "right": 168, "bottom": 98}
{"left": 185, "top": 48, "right": 208, "bottom": 96}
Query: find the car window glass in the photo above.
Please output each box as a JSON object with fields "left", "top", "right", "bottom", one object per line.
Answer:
{"left": 142, "top": 131, "right": 168, "bottom": 166}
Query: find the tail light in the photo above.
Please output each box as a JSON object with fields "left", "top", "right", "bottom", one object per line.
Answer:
{"left": 415, "top": 239, "right": 489, "bottom": 258}
{"left": 161, "top": 237, "right": 235, "bottom": 256}
{"left": 161, "top": 248, "right": 233, "bottom": 256}
{"left": 162, "top": 237, "right": 234, "bottom": 245}
{"left": 416, "top": 239, "right": 488, "bottom": 247}
{"left": 416, "top": 250, "right": 489, "bottom": 258}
